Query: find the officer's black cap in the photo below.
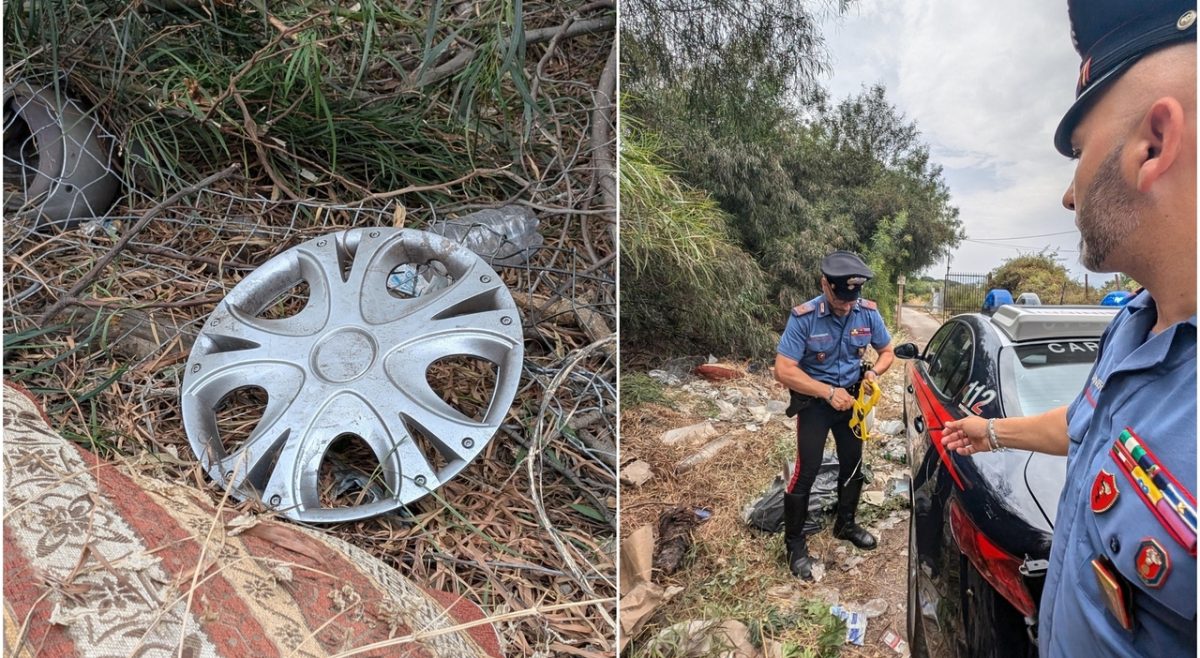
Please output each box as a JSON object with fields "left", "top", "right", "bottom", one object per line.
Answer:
{"left": 1054, "top": 0, "right": 1197, "bottom": 157}
{"left": 821, "top": 250, "right": 873, "bottom": 301}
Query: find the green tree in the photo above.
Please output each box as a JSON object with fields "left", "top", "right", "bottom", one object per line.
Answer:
{"left": 990, "top": 252, "right": 1090, "bottom": 304}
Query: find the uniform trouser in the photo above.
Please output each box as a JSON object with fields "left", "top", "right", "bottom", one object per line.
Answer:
{"left": 785, "top": 401, "right": 864, "bottom": 499}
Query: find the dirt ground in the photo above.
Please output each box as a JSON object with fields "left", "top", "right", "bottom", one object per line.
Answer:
{"left": 619, "top": 312, "right": 942, "bottom": 657}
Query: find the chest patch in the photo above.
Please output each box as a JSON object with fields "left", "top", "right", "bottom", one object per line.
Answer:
{"left": 849, "top": 327, "right": 872, "bottom": 337}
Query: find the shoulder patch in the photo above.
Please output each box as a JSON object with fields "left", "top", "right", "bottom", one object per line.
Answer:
{"left": 792, "top": 303, "right": 814, "bottom": 317}
{"left": 859, "top": 299, "right": 877, "bottom": 310}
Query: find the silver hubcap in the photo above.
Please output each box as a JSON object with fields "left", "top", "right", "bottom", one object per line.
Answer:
{"left": 180, "top": 228, "right": 524, "bottom": 522}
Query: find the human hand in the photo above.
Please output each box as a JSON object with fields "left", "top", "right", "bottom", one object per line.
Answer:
{"left": 941, "top": 416, "right": 990, "bottom": 455}
{"left": 830, "top": 388, "right": 855, "bottom": 411}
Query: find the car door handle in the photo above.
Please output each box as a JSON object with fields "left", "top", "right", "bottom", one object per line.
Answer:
{"left": 913, "top": 415, "right": 926, "bottom": 434}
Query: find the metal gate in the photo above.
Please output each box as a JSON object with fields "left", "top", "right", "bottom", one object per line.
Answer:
{"left": 940, "top": 272, "right": 991, "bottom": 320}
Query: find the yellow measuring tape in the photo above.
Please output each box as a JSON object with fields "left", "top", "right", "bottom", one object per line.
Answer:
{"left": 849, "top": 379, "right": 882, "bottom": 441}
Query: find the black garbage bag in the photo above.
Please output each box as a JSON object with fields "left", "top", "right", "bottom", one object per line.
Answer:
{"left": 742, "top": 453, "right": 842, "bottom": 535}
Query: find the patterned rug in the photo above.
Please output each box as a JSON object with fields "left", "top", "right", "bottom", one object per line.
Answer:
{"left": 3, "top": 383, "right": 503, "bottom": 658}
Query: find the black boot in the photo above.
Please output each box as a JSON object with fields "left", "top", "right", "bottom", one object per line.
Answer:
{"left": 783, "top": 492, "right": 814, "bottom": 579}
{"left": 833, "top": 477, "right": 877, "bottom": 550}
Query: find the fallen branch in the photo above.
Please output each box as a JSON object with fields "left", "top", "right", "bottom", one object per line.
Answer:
{"left": 39, "top": 164, "right": 241, "bottom": 325}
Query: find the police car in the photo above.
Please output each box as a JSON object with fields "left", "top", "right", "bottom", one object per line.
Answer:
{"left": 896, "top": 305, "right": 1119, "bottom": 658}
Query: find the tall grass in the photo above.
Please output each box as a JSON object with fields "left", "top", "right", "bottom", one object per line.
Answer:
{"left": 620, "top": 123, "right": 776, "bottom": 357}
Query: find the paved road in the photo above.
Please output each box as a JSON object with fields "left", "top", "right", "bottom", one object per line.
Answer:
{"left": 898, "top": 306, "right": 942, "bottom": 349}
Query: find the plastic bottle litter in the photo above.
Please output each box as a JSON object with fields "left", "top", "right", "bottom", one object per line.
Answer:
{"left": 425, "top": 205, "right": 543, "bottom": 266}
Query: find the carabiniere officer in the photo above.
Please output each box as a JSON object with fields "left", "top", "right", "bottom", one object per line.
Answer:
{"left": 773, "top": 250, "right": 895, "bottom": 580}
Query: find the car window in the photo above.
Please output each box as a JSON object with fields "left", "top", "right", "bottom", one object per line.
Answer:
{"left": 1002, "top": 341, "right": 1100, "bottom": 416}
{"left": 928, "top": 324, "right": 973, "bottom": 398}
{"left": 923, "top": 323, "right": 956, "bottom": 361}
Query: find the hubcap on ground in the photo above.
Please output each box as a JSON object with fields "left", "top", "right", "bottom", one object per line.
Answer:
{"left": 180, "top": 228, "right": 524, "bottom": 522}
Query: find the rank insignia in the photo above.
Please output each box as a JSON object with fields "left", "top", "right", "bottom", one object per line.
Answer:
{"left": 816, "top": 352, "right": 826, "bottom": 362}
{"left": 1091, "top": 557, "right": 1133, "bottom": 630}
{"left": 1135, "top": 538, "right": 1170, "bottom": 588}
{"left": 1091, "top": 469, "right": 1119, "bottom": 513}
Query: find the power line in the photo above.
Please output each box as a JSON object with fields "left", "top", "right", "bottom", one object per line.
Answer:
{"left": 966, "top": 230, "right": 1078, "bottom": 241}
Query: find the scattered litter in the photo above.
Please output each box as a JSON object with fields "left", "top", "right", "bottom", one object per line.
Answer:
{"left": 707, "top": 354, "right": 718, "bottom": 364}
{"left": 425, "top": 205, "right": 543, "bottom": 266}
{"left": 876, "top": 419, "right": 906, "bottom": 436}
{"left": 744, "top": 423, "right": 760, "bottom": 433}
{"left": 661, "top": 421, "right": 718, "bottom": 447}
{"left": 864, "top": 490, "right": 886, "bottom": 506}
{"left": 882, "top": 628, "right": 911, "bottom": 656}
{"left": 863, "top": 598, "right": 889, "bottom": 618}
{"left": 810, "top": 562, "right": 827, "bottom": 582}
{"left": 620, "top": 525, "right": 685, "bottom": 652}
{"left": 695, "top": 364, "right": 743, "bottom": 381}
{"left": 620, "top": 460, "right": 654, "bottom": 487}
{"left": 829, "top": 605, "right": 867, "bottom": 645}
{"left": 841, "top": 555, "right": 865, "bottom": 572}
{"left": 653, "top": 506, "right": 713, "bottom": 576}
{"left": 875, "top": 512, "right": 905, "bottom": 531}
{"left": 746, "top": 405, "right": 772, "bottom": 424}
{"left": 676, "top": 436, "right": 734, "bottom": 472}
{"left": 648, "top": 369, "right": 682, "bottom": 386}
{"left": 714, "top": 399, "right": 737, "bottom": 419}
{"left": 766, "top": 399, "right": 788, "bottom": 415}
{"left": 885, "top": 476, "right": 912, "bottom": 503}
{"left": 386, "top": 261, "right": 453, "bottom": 298}
{"left": 645, "top": 619, "right": 756, "bottom": 658}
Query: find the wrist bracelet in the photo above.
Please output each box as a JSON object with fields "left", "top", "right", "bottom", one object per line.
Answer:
{"left": 827, "top": 386, "right": 836, "bottom": 403}
{"left": 986, "top": 418, "right": 1004, "bottom": 452}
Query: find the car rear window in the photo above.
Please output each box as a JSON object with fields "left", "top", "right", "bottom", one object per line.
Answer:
{"left": 1002, "top": 341, "right": 1100, "bottom": 416}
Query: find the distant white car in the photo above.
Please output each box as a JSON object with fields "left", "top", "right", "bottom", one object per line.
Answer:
{"left": 1015, "top": 292, "right": 1042, "bottom": 306}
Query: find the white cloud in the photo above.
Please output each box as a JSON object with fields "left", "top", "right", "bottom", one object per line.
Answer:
{"left": 820, "top": 0, "right": 1095, "bottom": 278}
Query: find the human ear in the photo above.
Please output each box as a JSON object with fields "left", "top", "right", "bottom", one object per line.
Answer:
{"left": 1133, "top": 97, "right": 1184, "bottom": 192}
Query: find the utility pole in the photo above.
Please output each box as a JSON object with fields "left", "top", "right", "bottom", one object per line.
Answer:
{"left": 896, "top": 275, "right": 906, "bottom": 326}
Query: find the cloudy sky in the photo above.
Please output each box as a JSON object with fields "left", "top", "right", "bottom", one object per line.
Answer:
{"left": 819, "top": 0, "right": 1106, "bottom": 282}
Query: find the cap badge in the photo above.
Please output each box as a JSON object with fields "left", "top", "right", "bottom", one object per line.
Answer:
{"left": 1135, "top": 538, "right": 1170, "bottom": 588}
{"left": 1091, "top": 469, "right": 1119, "bottom": 513}
{"left": 1178, "top": 10, "right": 1196, "bottom": 30}
{"left": 848, "top": 276, "right": 867, "bottom": 285}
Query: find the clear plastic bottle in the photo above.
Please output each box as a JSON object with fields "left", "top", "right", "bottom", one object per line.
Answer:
{"left": 425, "top": 205, "right": 544, "bottom": 266}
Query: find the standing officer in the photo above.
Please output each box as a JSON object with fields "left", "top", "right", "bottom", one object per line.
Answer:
{"left": 941, "top": 1, "right": 1196, "bottom": 655}
{"left": 774, "top": 250, "right": 895, "bottom": 580}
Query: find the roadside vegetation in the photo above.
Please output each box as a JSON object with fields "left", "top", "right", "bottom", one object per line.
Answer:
{"left": 620, "top": 0, "right": 964, "bottom": 359}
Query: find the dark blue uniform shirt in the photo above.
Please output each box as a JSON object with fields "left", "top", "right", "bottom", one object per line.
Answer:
{"left": 776, "top": 295, "right": 891, "bottom": 388}
{"left": 1040, "top": 291, "right": 1197, "bottom": 657}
